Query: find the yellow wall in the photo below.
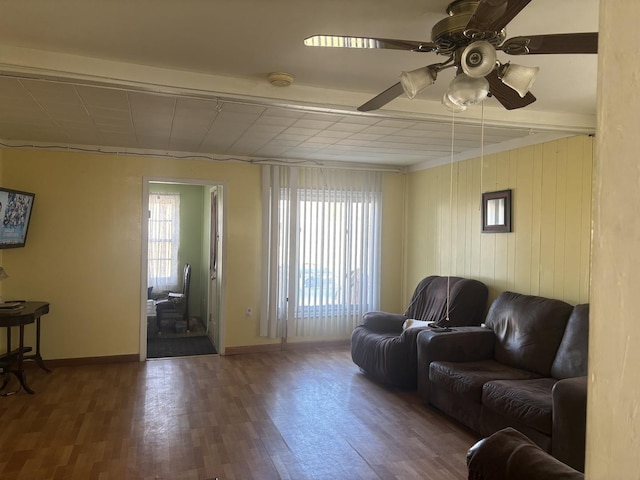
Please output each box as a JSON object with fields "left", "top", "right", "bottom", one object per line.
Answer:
{"left": 0, "top": 148, "right": 404, "bottom": 358}
{"left": 405, "top": 135, "right": 593, "bottom": 306}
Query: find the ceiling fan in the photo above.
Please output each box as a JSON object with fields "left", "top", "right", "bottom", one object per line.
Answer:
{"left": 304, "top": 0, "right": 598, "bottom": 112}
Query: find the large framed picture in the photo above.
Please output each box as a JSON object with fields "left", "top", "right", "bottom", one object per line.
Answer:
{"left": 482, "top": 189, "right": 512, "bottom": 233}
{"left": 0, "top": 187, "right": 36, "bottom": 248}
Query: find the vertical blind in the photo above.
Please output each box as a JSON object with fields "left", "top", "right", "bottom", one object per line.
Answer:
{"left": 261, "top": 166, "right": 382, "bottom": 338}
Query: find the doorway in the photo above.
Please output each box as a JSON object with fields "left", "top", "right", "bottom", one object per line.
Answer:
{"left": 140, "top": 179, "right": 224, "bottom": 360}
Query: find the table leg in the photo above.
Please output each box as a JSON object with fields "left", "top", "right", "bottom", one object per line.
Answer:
{"left": 15, "top": 325, "right": 35, "bottom": 394}
{"left": 33, "top": 317, "right": 50, "bottom": 372}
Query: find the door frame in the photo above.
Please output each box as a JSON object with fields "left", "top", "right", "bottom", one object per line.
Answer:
{"left": 140, "top": 176, "right": 226, "bottom": 360}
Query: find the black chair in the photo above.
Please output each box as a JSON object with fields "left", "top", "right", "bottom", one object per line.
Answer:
{"left": 155, "top": 263, "right": 191, "bottom": 334}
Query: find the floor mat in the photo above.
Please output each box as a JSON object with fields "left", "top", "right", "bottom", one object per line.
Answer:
{"left": 147, "top": 335, "right": 217, "bottom": 358}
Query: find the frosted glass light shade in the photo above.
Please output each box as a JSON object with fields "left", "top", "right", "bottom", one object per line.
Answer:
{"left": 442, "top": 92, "right": 467, "bottom": 112}
{"left": 461, "top": 41, "right": 497, "bottom": 78}
{"left": 400, "top": 66, "right": 437, "bottom": 99}
{"left": 500, "top": 63, "right": 539, "bottom": 97}
{"left": 447, "top": 73, "right": 490, "bottom": 106}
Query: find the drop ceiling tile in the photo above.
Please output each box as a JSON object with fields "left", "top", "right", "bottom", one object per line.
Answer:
{"left": 245, "top": 124, "right": 288, "bottom": 136}
{"left": 282, "top": 127, "right": 317, "bottom": 137}
{"left": 275, "top": 133, "right": 309, "bottom": 142}
{"left": 254, "top": 115, "right": 298, "bottom": 127}
{"left": 266, "top": 139, "right": 300, "bottom": 147}
{"left": 291, "top": 119, "right": 335, "bottom": 130}
{"left": 327, "top": 122, "right": 369, "bottom": 133}
{"left": 325, "top": 144, "right": 356, "bottom": 152}
{"left": 360, "top": 125, "right": 403, "bottom": 135}
{"left": 313, "top": 130, "right": 353, "bottom": 139}
{"left": 101, "top": 133, "right": 138, "bottom": 145}
{"left": 300, "top": 142, "right": 333, "bottom": 150}
{"left": 375, "top": 119, "right": 418, "bottom": 129}
{"left": 349, "top": 133, "right": 384, "bottom": 141}
{"left": 304, "top": 136, "right": 337, "bottom": 145}
{"left": 221, "top": 103, "right": 266, "bottom": 115}
{"left": 336, "top": 116, "right": 380, "bottom": 125}
{"left": 254, "top": 147, "right": 290, "bottom": 156}
{"left": 400, "top": 128, "right": 439, "bottom": 138}
{"left": 302, "top": 112, "right": 346, "bottom": 123}
{"left": 128, "top": 93, "right": 176, "bottom": 114}
{"left": 21, "top": 80, "right": 82, "bottom": 103}
{"left": 0, "top": 78, "right": 34, "bottom": 99}
{"left": 263, "top": 107, "right": 306, "bottom": 118}
{"left": 98, "top": 127, "right": 136, "bottom": 136}
{"left": 42, "top": 104, "right": 91, "bottom": 120}
{"left": 76, "top": 86, "right": 131, "bottom": 110}
{"left": 137, "top": 135, "right": 170, "bottom": 148}
{"left": 214, "top": 111, "right": 260, "bottom": 125}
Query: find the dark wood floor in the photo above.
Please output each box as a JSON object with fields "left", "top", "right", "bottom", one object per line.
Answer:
{"left": 0, "top": 346, "right": 479, "bottom": 479}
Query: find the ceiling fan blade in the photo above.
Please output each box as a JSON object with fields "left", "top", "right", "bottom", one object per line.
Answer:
{"left": 304, "top": 35, "right": 437, "bottom": 52}
{"left": 465, "top": 0, "right": 532, "bottom": 34}
{"left": 357, "top": 82, "right": 405, "bottom": 112}
{"left": 501, "top": 33, "right": 599, "bottom": 55}
{"left": 486, "top": 70, "right": 536, "bottom": 110}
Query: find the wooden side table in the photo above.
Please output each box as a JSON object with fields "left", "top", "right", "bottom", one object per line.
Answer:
{"left": 0, "top": 301, "right": 50, "bottom": 395}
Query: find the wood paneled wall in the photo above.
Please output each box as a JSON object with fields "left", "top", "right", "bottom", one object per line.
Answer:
{"left": 405, "top": 135, "right": 593, "bottom": 306}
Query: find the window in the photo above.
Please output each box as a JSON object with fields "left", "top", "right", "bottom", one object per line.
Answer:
{"left": 261, "top": 166, "right": 381, "bottom": 338}
{"left": 148, "top": 193, "right": 180, "bottom": 292}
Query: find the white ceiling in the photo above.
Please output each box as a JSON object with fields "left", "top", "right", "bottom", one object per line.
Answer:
{"left": 0, "top": 0, "right": 599, "bottom": 170}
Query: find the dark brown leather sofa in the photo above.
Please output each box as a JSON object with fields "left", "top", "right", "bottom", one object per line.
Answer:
{"left": 467, "top": 427, "right": 584, "bottom": 480}
{"left": 350, "top": 275, "right": 488, "bottom": 388}
{"left": 416, "top": 292, "right": 589, "bottom": 472}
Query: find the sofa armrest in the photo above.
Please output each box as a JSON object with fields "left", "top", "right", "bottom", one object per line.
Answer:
{"left": 416, "top": 326, "right": 495, "bottom": 403}
{"left": 552, "top": 376, "right": 588, "bottom": 472}
{"left": 467, "top": 427, "right": 584, "bottom": 480}
{"left": 361, "top": 311, "right": 407, "bottom": 333}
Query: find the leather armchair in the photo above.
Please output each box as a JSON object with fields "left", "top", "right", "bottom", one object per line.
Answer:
{"left": 350, "top": 275, "right": 488, "bottom": 388}
{"left": 467, "top": 427, "right": 584, "bottom": 480}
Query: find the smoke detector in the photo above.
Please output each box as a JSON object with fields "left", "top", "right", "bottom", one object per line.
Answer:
{"left": 268, "top": 72, "right": 294, "bottom": 87}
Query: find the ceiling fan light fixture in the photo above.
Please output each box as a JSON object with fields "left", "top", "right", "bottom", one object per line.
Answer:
{"left": 400, "top": 66, "right": 437, "bottom": 99}
{"left": 498, "top": 63, "right": 539, "bottom": 98}
{"left": 461, "top": 40, "right": 498, "bottom": 78}
{"left": 447, "top": 72, "right": 490, "bottom": 106}
{"left": 442, "top": 92, "right": 467, "bottom": 112}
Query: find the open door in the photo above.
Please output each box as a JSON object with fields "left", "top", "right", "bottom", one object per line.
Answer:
{"left": 141, "top": 179, "right": 223, "bottom": 360}
{"left": 208, "top": 186, "right": 223, "bottom": 352}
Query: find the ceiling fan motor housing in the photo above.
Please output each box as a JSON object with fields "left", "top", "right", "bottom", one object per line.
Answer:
{"left": 432, "top": 0, "right": 505, "bottom": 54}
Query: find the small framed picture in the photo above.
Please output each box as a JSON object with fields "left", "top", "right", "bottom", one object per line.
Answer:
{"left": 482, "top": 189, "right": 512, "bottom": 233}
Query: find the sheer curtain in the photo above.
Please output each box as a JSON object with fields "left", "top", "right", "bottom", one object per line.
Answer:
{"left": 261, "top": 165, "right": 382, "bottom": 339}
{"left": 148, "top": 193, "right": 181, "bottom": 293}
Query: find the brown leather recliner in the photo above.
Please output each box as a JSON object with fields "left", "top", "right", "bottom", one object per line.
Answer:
{"left": 467, "top": 427, "right": 584, "bottom": 480}
{"left": 350, "top": 275, "right": 488, "bottom": 388}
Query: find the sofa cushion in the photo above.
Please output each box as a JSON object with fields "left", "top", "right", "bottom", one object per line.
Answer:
{"left": 429, "top": 360, "right": 543, "bottom": 404}
{"left": 482, "top": 378, "right": 557, "bottom": 435}
{"left": 551, "top": 304, "right": 589, "bottom": 380}
{"left": 486, "top": 292, "right": 573, "bottom": 376}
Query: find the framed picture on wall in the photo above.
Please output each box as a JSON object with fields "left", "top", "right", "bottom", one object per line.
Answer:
{"left": 482, "top": 189, "right": 512, "bottom": 233}
{"left": 0, "top": 187, "right": 35, "bottom": 248}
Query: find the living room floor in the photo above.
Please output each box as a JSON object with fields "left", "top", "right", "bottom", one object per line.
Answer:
{"left": 0, "top": 346, "right": 479, "bottom": 479}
